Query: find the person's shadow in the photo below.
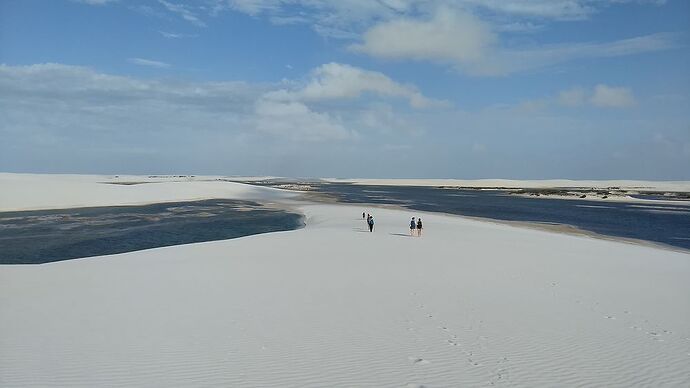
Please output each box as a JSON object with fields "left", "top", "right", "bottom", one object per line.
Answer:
{"left": 390, "top": 233, "right": 413, "bottom": 237}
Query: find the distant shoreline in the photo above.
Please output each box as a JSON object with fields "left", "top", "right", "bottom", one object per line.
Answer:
{"left": 323, "top": 177, "right": 690, "bottom": 192}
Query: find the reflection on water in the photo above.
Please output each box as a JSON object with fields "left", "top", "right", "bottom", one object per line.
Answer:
{"left": 0, "top": 199, "right": 304, "bottom": 264}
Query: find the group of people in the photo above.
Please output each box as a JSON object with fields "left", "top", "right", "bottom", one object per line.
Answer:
{"left": 410, "top": 217, "right": 423, "bottom": 237}
{"left": 361, "top": 211, "right": 423, "bottom": 236}
{"left": 363, "top": 212, "right": 375, "bottom": 232}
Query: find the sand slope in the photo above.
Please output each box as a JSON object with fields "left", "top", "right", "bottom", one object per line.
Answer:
{"left": 1, "top": 200, "right": 689, "bottom": 387}
{"left": 0, "top": 173, "right": 294, "bottom": 211}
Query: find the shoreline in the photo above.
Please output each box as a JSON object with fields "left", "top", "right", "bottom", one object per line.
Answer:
{"left": 510, "top": 191, "right": 690, "bottom": 205}
{"left": 298, "top": 195, "right": 690, "bottom": 255}
{"left": 1, "top": 172, "right": 686, "bottom": 259}
{"left": 323, "top": 177, "right": 690, "bottom": 191}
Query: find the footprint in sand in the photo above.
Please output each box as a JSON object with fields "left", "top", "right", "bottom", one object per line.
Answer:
{"left": 488, "top": 357, "right": 509, "bottom": 386}
{"left": 409, "top": 357, "right": 431, "bottom": 365}
{"left": 648, "top": 332, "right": 665, "bottom": 341}
{"left": 605, "top": 315, "right": 615, "bottom": 320}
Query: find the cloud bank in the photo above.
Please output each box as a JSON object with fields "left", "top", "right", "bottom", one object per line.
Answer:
{"left": 0, "top": 62, "right": 440, "bottom": 147}
{"left": 1, "top": 63, "right": 687, "bottom": 177}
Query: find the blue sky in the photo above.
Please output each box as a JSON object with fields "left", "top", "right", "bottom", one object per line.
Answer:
{"left": 1, "top": 0, "right": 689, "bottom": 179}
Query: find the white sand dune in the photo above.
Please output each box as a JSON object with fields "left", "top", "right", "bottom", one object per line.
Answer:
{"left": 1, "top": 174, "right": 689, "bottom": 387}
{"left": 0, "top": 173, "right": 294, "bottom": 211}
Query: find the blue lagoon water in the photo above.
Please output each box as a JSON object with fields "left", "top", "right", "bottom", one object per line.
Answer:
{"left": 306, "top": 183, "right": 690, "bottom": 250}
{"left": 2, "top": 183, "right": 688, "bottom": 264}
{"left": 0, "top": 199, "right": 304, "bottom": 264}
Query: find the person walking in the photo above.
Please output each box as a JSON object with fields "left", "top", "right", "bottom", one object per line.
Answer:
{"left": 416, "top": 217, "right": 423, "bottom": 237}
{"left": 368, "top": 215, "right": 374, "bottom": 232}
{"left": 362, "top": 212, "right": 366, "bottom": 220}
{"left": 409, "top": 217, "right": 416, "bottom": 236}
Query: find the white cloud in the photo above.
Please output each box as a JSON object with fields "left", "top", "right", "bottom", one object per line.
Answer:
{"left": 130, "top": 1, "right": 676, "bottom": 77}
{"left": 528, "top": 84, "right": 637, "bottom": 109}
{"left": 341, "top": 1, "right": 676, "bottom": 76}
{"left": 0, "top": 63, "right": 273, "bottom": 172}
{"left": 253, "top": 98, "right": 353, "bottom": 141}
{"left": 158, "top": 0, "right": 206, "bottom": 27}
{"left": 456, "top": 0, "right": 595, "bottom": 20}
{"left": 294, "top": 63, "right": 447, "bottom": 108}
{"left": 590, "top": 84, "right": 636, "bottom": 107}
{"left": 351, "top": 10, "right": 675, "bottom": 76}
{"left": 127, "top": 58, "right": 171, "bottom": 68}
{"left": 483, "top": 32, "right": 677, "bottom": 75}
{"left": 1, "top": 62, "right": 431, "bottom": 146}
{"left": 252, "top": 62, "right": 445, "bottom": 141}
{"left": 194, "top": 1, "right": 674, "bottom": 76}
{"left": 223, "top": 0, "right": 282, "bottom": 16}
{"left": 159, "top": 31, "right": 199, "bottom": 39}
{"left": 70, "top": 0, "right": 118, "bottom": 5}
{"left": 205, "top": 0, "right": 667, "bottom": 36}
{"left": 350, "top": 8, "right": 495, "bottom": 67}
{"left": 453, "top": 0, "right": 666, "bottom": 21}
{"left": 2, "top": 64, "right": 686, "bottom": 178}
{"left": 356, "top": 103, "right": 425, "bottom": 136}
{"left": 211, "top": 0, "right": 410, "bottom": 38}
{"left": 0, "top": 63, "right": 262, "bottom": 133}
{"left": 496, "top": 21, "right": 544, "bottom": 33}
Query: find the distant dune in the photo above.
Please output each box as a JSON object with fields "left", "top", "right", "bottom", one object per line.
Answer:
{"left": 325, "top": 177, "right": 690, "bottom": 191}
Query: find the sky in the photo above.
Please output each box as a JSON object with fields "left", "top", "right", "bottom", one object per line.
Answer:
{"left": 1, "top": 0, "right": 689, "bottom": 179}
